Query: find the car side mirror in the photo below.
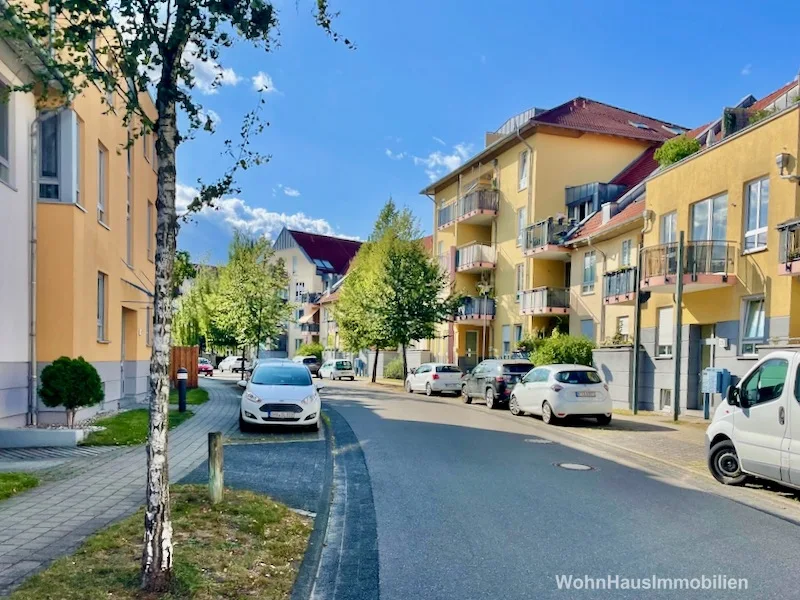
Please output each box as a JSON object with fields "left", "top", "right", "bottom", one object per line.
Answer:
{"left": 237, "top": 379, "right": 247, "bottom": 389}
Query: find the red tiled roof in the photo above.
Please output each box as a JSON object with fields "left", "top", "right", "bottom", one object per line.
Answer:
{"left": 750, "top": 79, "right": 799, "bottom": 111}
{"left": 570, "top": 199, "right": 646, "bottom": 242}
{"left": 684, "top": 120, "right": 714, "bottom": 141}
{"left": 288, "top": 230, "right": 362, "bottom": 275}
{"left": 609, "top": 145, "right": 660, "bottom": 188}
{"left": 532, "top": 98, "right": 686, "bottom": 143}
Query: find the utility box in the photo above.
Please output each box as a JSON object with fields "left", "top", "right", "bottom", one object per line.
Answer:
{"left": 702, "top": 368, "right": 731, "bottom": 395}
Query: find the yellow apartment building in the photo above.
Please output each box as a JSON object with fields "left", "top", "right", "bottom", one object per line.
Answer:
{"left": 423, "top": 100, "right": 685, "bottom": 370}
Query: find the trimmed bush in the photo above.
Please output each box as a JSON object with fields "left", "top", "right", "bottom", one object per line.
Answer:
{"left": 531, "top": 332, "right": 595, "bottom": 367}
{"left": 39, "top": 356, "right": 104, "bottom": 427}
{"left": 383, "top": 357, "right": 404, "bottom": 380}
{"left": 296, "top": 342, "right": 324, "bottom": 360}
{"left": 653, "top": 135, "right": 701, "bottom": 167}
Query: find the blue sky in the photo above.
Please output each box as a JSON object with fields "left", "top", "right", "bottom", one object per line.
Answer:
{"left": 176, "top": 0, "right": 800, "bottom": 264}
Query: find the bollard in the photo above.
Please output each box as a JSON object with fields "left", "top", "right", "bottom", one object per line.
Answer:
{"left": 177, "top": 367, "right": 188, "bottom": 413}
{"left": 208, "top": 431, "right": 223, "bottom": 504}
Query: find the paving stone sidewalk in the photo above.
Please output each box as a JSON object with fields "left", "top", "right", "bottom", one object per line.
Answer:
{"left": 0, "top": 378, "right": 239, "bottom": 596}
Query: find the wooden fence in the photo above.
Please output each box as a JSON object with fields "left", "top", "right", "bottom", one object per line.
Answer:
{"left": 170, "top": 346, "right": 199, "bottom": 389}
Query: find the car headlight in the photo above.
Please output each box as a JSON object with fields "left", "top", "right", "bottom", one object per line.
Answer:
{"left": 244, "top": 391, "right": 261, "bottom": 404}
{"left": 300, "top": 393, "right": 320, "bottom": 405}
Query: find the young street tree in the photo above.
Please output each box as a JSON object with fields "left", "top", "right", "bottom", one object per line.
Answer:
{"left": 2, "top": 0, "right": 350, "bottom": 590}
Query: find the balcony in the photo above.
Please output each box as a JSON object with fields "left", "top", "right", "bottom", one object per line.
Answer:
{"left": 640, "top": 241, "right": 736, "bottom": 293}
{"left": 456, "top": 243, "right": 496, "bottom": 273}
{"left": 455, "top": 296, "right": 495, "bottom": 325}
{"left": 300, "top": 292, "right": 322, "bottom": 305}
{"left": 603, "top": 267, "right": 637, "bottom": 305}
{"left": 520, "top": 287, "right": 570, "bottom": 316}
{"left": 778, "top": 218, "right": 800, "bottom": 276}
{"left": 522, "top": 217, "right": 573, "bottom": 260}
{"left": 300, "top": 323, "right": 320, "bottom": 334}
{"left": 437, "top": 189, "right": 499, "bottom": 230}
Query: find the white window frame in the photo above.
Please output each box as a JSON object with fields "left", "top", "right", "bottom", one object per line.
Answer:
{"left": 516, "top": 207, "right": 527, "bottom": 247}
{"left": 621, "top": 239, "right": 632, "bottom": 267}
{"left": 0, "top": 80, "right": 10, "bottom": 185}
{"left": 97, "top": 144, "right": 107, "bottom": 224}
{"left": 97, "top": 272, "right": 108, "bottom": 341}
{"left": 617, "top": 315, "right": 630, "bottom": 337}
{"left": 581, "top": 251, "right": 596, "bottom": 294}
{"left": 39, "top": 113, "right": 60, "bottom": 200}
{"left": 660, "top": 211, "right": 677, "bottom": 244}
{"left": 656, "top": 306, "right": 673, "bottom": 357}
{"left": 744, "top": 177, "right": 769, "bottom": 252}
{"left": 740, "top": 296, "right": 765, "bottom": 356}
{"left": 515, "top": 263, "right": 525, "bottom": 302}
{"left": 518, "top": 150, "right": 529, "bottom": 191}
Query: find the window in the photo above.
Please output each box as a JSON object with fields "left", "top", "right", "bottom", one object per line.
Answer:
{"left": 660, "top": 211, "right": 677, "bottom": 244}
{"left": 97, "top": 145, "right": 107, "bottom": 223}
{"left": 569, "top": 200, "right": 592, "bottom": 222}
{"left": 39, "top": 114, "right": 60, "bottom": 199}
{"left": 582, "top": 251, "right": 596, "bottom": 294}
{"left": 294, "top": 281, "right": 305, "bottom": 301}
{"left": 97, "top": 272, "right": 108, "bottom": 341}
{"left": 690, "top": 194, "right": 727, "bottom": 242}
{"left": 628, "top": 120, "right": 650, "bottom": 130}
{"left": 555, "top": 370, "right": 602, "bottom": 384}
{"left": 502, "top": 325, "right": 511, "bottom": 355}
{"left": 580, "top": 319, "right": 595, "bottom": 341}
{"left": 742, "top": 358, "right": 788, "bottom": 406}
{"left": 146, "top": 306, "right": 153, "bottom": 346}
{"left": 105, "top": 84, "right": 114, "bottom": 109}
{"left": 515, "top": 263, "right": 525, "bottom": 301}
{"left": 0, "top": 80, "right": 9, "bottom": 184}
{"left": 741, "top": 297, "right": 765, "bottom": 355}
{"left": 292, "top": 256, "right": 298, "bottom": 275}
{"left": 518, "top": 150, "right": 529, "bottom": 191}
{"left": 617, "top": 315, "right": 630, "bottom": 337}
{"left": 294, "top": 339, "right": 303, "bottom": 351}
{"left": 620, "top": 239, "right": 632, "bottom": 267}
{"left": 659, "top": 388, "right": 672, "bottom": 410}
{"left": 514, "top": 324, "right": 523, "bottom": 346}
{"left": 126, "top": 143, "right": 133, "bottom": 264}
{"left": 516, "top": 207, "right": 527, "bottom": 246}
{"left": 147, "top": 201, "right": 155, "bottom": 261}
{"left": 437, "top": 240, "right": 444, "bottom": 257}
{"left": 656, "top": 306, "right": 673, "bottom": 356}
{"left": 744, "top": 178, "right": 769, "bottom": 251}
{"left": 89, "top": 31, "right": 99, "bottom": 70}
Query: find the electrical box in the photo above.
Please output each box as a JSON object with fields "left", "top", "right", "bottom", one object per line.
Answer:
{"left": 702, "top": 368, "right": 731, "bottom": 395}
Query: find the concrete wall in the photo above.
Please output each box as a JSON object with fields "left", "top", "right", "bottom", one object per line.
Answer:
{"left": 592, "top": 347, "right": 632, "bottom": 409}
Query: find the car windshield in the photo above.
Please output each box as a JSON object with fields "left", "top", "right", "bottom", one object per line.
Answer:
{"left": 436, "top": 365, "right": 461, "bottom": 373}
{"left": 554, "top": 370, "right": 602, "bottom": 384}
{"left": 502, "top": 364, "right": 532, "bottom": 374}
{"left": 303, "top": 358, "right": 318, "bottom": 364}
{"left": 250, "top": 366, "right": 312, "bottom": 386}
{"left": 336, "top": 361, "right": 353, "bottom": 369}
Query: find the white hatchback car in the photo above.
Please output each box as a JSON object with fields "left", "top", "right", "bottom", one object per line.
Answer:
{"left": 509, "top": 364, "right": 612, "bottom": 425}
{"left": 405, "top": 363, "right": 463, "bottom": 396}
{"left": 237, "top": 362, "right": 321, "bottom": 431}
{"left": 319, "top": 359, "right": 355, "bottom": 381}
{"left": 219, "top": 356, "right": 251, "bottom": 373}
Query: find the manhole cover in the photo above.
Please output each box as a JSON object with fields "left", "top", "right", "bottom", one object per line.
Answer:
{"left": 525, "top": 438, "right": 554, "bottom": 444}
{"left": 556, "top": 462, "right": 594, "bottom": 471}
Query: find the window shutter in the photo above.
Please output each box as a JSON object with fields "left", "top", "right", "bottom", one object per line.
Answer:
{"left": 59, "top": 109, "right": 78, "bottom": 204}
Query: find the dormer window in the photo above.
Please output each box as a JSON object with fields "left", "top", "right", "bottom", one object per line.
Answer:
{"left": 662, "top": 125, "right": 686, "bottom": 135}
{"left": 628, "top": 120, "right": 651, "bottom": 130}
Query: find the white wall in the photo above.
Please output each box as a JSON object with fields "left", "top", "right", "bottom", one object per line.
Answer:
{"left": 273, "top": 245, "right": 323, "bottom": 357}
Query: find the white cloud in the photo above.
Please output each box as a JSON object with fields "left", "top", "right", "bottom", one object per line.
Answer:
{"left": 385, "top": 148, "right": 406, "bottom": 160}
{"left": 182, "top": 42, "right": 242, "bottom": 95}
{"left": 432, "top": 136, "right": 446, "bottom": 146}
{"left": 252, "top": 71, "right": 278, "bottom": 93}
{"left": 741, "top": 64, "right": 752, "bottom": 76}
{"left": 283, "top": 186, "right": 301, "bottom": 197}
{"left": 413, "top": 143, "right": 473, "bottom": 181}
{"left": 176, "top": 182, "right": 198, "bottom": 215}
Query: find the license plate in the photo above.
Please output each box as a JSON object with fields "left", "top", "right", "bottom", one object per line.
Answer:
{"left": 269, "top": 411, "right": 296, "bottom": 419}
{"left": 576, "top": 391, "right": 596, "bottom": 398}
{"left": 446, "top": 383, "right": 460, "bottom": 388}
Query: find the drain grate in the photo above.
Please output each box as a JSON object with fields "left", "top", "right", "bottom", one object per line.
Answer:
{"left": 556, "top": 462, "right": 594, "bottom": 471}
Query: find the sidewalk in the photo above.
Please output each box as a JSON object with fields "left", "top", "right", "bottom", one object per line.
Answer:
{"left": 0, "top": 378, "right": 239, "bottom": 595}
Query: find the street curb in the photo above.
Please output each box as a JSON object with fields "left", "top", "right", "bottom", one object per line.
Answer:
{"left": 290, "top": 410, "right": 335, "bottom": 600}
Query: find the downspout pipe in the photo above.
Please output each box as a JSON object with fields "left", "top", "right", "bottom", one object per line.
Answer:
{"left": 630, "top": 210, "right": 655, "bottom": 413}
{"left": 515, "top": 127, "right": 534, "bottom": 332}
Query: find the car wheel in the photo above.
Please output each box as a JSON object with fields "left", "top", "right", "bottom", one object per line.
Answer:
{"left": 405, "top": 380, "right": 413, "bottom": 394}
{"left": 708, "top": 440, "right": 747, "bottom": 485}
{"left": 509, "top": 395, "right": 523, "bottom": 416}
{"left": 596, "top": 414, "right": 612, "bottom": 426}
{"left": 541, "top": 401, "right": 559, "bottom": 425}
{"left": 238, "top": 413, "right": 252, "bottom": 433}
{"left": 425, "top": 383, "right": 434, "bottom": 397}
{"left": 485, "top": 387, "right": 496, "bottom": 409}
{"left": 462, "top": 385, "right": 472, "bottom": 404}
{"left": 308, "top": 421, "right": 320, "bottom": 432}
{"left": 329, "top": 372, "right": 335, "bottom": 381}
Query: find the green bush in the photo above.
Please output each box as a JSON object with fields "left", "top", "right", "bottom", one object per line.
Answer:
{"left": 39, "top": 356, "right": 104, "bottom": 427}
{"left": 531, "top": 332, "right": 595, "bottom": 367}
{"left": 296, "top": 342, "right": 324, "bottom": 360}
{"left": 516, "top": 334, "right": 546, "bottom": 354}
{"left": 653, "top": 135, "right": 701, "bottom": 167}
{"left": 383, "top": 357, "right": 405, "bottom": 380}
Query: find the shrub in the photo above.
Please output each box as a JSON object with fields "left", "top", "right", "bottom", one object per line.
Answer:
{"left": 531, "top": 332, "right": 595, "bottom": 367}
{"left": 383, "top": 357, "right": 405, "bottom": 380}
{"left": 39, "top": 356, "right": 104, "bottom": 427}
{"left": 653, "top": 135, "right": 701, "bottom": 167}
{"left": 516, "top": 334, "right": 546, "bottom": 354}
{"left": 296, "top": 342, "right": 323, "bottom": 360}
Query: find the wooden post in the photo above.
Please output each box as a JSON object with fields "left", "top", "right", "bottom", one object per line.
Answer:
{"left": 208, "top": 432, "right": 223, "bottom": 504}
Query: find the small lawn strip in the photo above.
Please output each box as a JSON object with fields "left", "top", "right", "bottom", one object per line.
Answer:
{"left": 0, "top": 472, "right": 39, "bottom": 501}
{"left": 170, "top": 387, "right": 210, "bottom": 406}
{"left": 10, "top": 485, "right": 312, "bottom": 599}
{"left": 81, "top": 408, "right": 194, "bottom": 446}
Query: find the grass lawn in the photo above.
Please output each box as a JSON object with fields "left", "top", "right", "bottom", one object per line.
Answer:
{"left": 0, "top": 472, "right": 39, "bottom": 501}
{"left": 170, "top": 387, "right": 210, "bottom": 406}
{"left": 81, "top": 409, "right": 194, "bottom": 446}
{"left": 10, "top": 485, "right": 312, "bottom": 600}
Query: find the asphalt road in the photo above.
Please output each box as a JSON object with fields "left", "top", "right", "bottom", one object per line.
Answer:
{"left": 321, "top": 381, "right": 800, "bottom": 600}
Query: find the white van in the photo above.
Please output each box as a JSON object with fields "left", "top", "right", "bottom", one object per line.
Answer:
{"left": 706, "top": 350, "right": 800, "bottom": 489}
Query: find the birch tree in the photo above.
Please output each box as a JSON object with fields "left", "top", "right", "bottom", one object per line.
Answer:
{"left": 1, "top": 0, "right": 350, "bottom": 590}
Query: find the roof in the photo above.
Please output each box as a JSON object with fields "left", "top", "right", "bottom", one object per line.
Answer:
{"left": 750, "top": 79, "right": 799, "bottom": 111}
{"left": 568, "top": 198, "right": 646, "bottom": 243}
{"left": 287, "top": 230, "right": 362, "bottom": 275}
{"left": 608, "top": 146, "right": 660, "bottom": 188}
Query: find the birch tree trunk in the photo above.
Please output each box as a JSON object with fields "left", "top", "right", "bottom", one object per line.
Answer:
{"left": 371, "top": 348, "right": 379, "bottom": 383}
{"left": 141, "top": 97, "right": 179, "bottom": 593}
{"left": 401, "top": 342, "right": 408, "bottom": 381}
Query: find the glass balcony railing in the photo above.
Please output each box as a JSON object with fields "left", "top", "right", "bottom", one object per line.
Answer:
{"left": 520, "top": 287, "right": 570, "bottom": 315}
{"left": 778, "top": 219, "right": 800, "bottom": 275}
{"left": 300, "top": 323, "right": 320, "bottom": 333}
{"left": 437, "top": 189, "right": 499, "bottom": 229}
{"left": 522, "top": 217, "right": 574, "bottom": 256}
{"left": 603, "top": 267, "right": 637, "bottom": 298}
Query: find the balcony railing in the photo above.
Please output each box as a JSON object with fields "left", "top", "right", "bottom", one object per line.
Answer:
{"left": 456, "top": 243, "right": 495, "bottom": 272}
{"left": 437, "top": 252, "right": 452, "bottom": 274}
{"left": 300, "top": 292, "right": 322, "bottom": 305}
{"left": 437, "top": 189, "right": 499, "bottom": 229}
{"left": 522, "top": 217, "right": 573, "bottom": 259}
{"left": 300, "top": 323, "right": 320, "bottom": 333}
{"left": 456, "top": 296, "right": 496, "bottom": 321}
{"left": 641, "top": 241, "right": 736, "bottom": 291}
{"left": 778, "top": 218, "right": 800, "bottom": 275}
{"left": 520, "top": 287, "right": 570, "bottom": 315}
{"left": 603, "top": 267, "right": 637, "bottom": 304}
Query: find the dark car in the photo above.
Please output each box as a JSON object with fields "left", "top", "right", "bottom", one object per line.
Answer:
{"left": 461, "top": 359, "right": 533, "bottom": 409}
{"left": 293, "top": 355, "right": 321, "bottom": 376}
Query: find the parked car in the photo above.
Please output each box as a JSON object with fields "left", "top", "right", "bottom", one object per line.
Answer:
{"left": 293, "top": 355, "right": 322, "bottom": 376}
{"left": 461, "top": 359, "right": 533, "bottom": 409}
{"left": 405, "top": 363, "right": 462, "bottom": 396}
{"left": 319, "top": 359, "right": 355, "bottom": 381}
{"left": 706, "top": 351, "right": 800, "bottom": 490}
{"left": 509, "top": 364, "right": 612, "bottom": 425}
{"left": 198, "top": 357, "right": 214, "bottom": 377}
{"left": 237, "top": 362, "right": 321, "bottom": 431}
{"left": 219, "top": 356, "right": 251, "bottom": 373}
